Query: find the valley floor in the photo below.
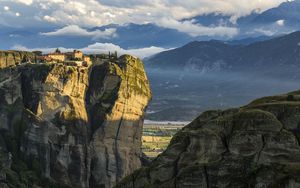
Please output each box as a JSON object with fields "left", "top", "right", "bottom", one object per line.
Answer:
{"left": 142, "top": 122, "right": 186, "bottom": 158}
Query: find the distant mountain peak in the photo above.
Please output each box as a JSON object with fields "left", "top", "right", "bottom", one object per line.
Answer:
{"left": 146, "top": 31, "right": 300, "bottom": 77}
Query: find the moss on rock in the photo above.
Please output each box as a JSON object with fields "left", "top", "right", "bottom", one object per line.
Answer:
{"left": 117, "top": 90, "right": 300, "bottom": 188}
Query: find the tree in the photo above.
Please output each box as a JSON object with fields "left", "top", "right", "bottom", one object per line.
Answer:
{"left": 32, "top": 51, "right": 42, "bottom": 56}
{"left": 55, "top": 48, "right": 61, "bottom": 53}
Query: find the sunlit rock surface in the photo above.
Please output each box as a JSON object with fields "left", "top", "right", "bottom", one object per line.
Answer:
{"left": 117, "top": 91, "right": 300, "bottom": 188}
{"left": 0, "top": 50, "right": 36, "bottom": 68}
{"left": 0, "top": 52, "right": 151, "bottom": 188}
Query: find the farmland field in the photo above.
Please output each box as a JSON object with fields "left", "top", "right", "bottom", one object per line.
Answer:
{"left": 142, "top": 122, "right": 187, "bottom": 158}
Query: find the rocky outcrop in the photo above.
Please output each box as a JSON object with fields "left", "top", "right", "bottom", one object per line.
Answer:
{"left": 0, "top": 50, "right": 36, "bottom": 69}
{"left": 117, "top": 91, "right": 300, "bottom": 188}
{"left": 0, "top": 53, "right": 151, "bottom": 188}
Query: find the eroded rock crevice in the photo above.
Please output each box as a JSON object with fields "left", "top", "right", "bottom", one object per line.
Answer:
{"left": 117, "top": 91, "right": 300, "bottom": 188}
{"left": 0, "top": 53, "right": 151, "bottom": 188}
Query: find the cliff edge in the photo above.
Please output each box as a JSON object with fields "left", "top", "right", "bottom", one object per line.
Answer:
{"left": 0, "top": 52, "right": 151, "bottom": 188}
{"left": 117, "top": 91, "right": 300, "bottom": 188}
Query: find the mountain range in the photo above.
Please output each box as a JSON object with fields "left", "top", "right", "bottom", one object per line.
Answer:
{"left": 144, "top": 30, "right": 300, "bottom": 121}
{"left": 1, "top": 0, "right": 300, "bottom": 51}
{"left": 146, "top": 31, "right": 300, "bottom": 78}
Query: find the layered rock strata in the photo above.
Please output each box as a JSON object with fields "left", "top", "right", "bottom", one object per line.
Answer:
{"left": 117, "top": 91, "right": 300, "bottom": 188}
{"left": 0, "top": 53, "right": 151, "bottom": 188}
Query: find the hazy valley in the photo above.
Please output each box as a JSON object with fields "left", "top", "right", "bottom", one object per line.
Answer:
{"left": 145, "top": 31, "right": 300, "bottom": 121}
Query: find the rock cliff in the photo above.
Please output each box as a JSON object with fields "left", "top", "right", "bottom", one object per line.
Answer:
{"left": 117, "top": 91, "right": 300, "bottom": 188}
{"left": 0, "top": 51, "right": 36, "bottom": 68}
{"left": 0, "top": 53, "right": 151, "bottom": 188}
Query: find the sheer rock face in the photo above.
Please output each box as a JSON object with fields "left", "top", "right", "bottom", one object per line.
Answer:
{"left": 0, "top": 51, "right": 36, "bottom": 68}
{"left": 0, "top": 54, "right": 151, "bottom": 188}
{"left": 117, "top": 91, "right": 300, "bottom": 188}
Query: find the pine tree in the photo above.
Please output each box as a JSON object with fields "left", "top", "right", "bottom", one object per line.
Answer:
{"left": 55, "top": 48, "right": 61, "bottom": 53}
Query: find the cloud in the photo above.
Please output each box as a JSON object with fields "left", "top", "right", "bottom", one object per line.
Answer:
{"left": 40, "top": 25, "right": 118, "bottom": 39}
{"left": 81, "top": 43, "right": 170, "bottom": 58}
{"left": 276, "top": 19, "right": 285, "bottom": 26}
{"left": 164, "top": 0, "right": 287, "bottom": 19}
{"left": 156, "top": 18, "right": 239, "bottom": 37}
{"left": 254, "top": 28, "right": 275, "bottom": 36}
{"left": 11, "top": 43, "right": 170, "bottom": 59}
{"left": 43, "top": 15, "right": 57, "bottom": 23}
{"left": 1, "top": 4, "right": 22, "bottom": 18}
{"left": 15, "top": 0, "right": 33, "bottom": 5}
{"left": 96, "top": 0, "right": 153, "bottom": 8}
{"left": 0, "top": 0, "right": 288, "bottom": 35}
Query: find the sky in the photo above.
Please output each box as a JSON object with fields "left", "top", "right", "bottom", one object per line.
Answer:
{"left": 0, "top": 0, "right": 291, "bottom": 57}
{"left": 0, "top": 0, "right": 287, "bottom": 29}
